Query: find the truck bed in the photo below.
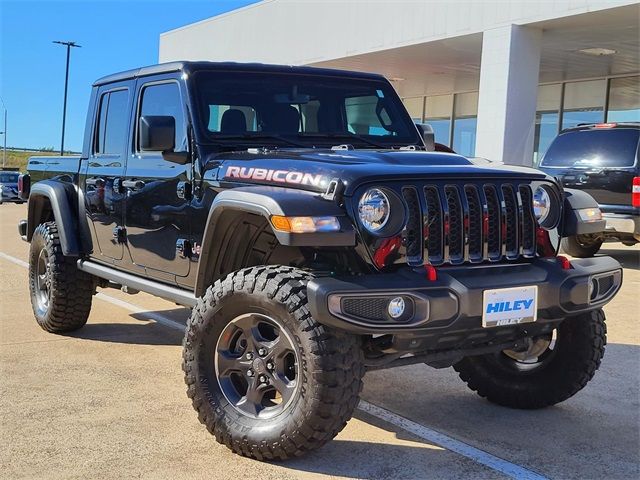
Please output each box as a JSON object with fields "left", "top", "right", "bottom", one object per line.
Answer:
{"left": 27, "top": 155, "right": 82, "bottom": 183}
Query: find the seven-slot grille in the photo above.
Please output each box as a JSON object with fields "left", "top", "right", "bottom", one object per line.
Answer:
{"left": 401, "top": 182, "right": 537, "bottom": 266}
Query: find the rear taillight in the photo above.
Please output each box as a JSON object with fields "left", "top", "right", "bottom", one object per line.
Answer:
{"left": 594, "top": 123, "right": 617, "bottom": 129}
{"left": 633, "top": 177, "right": 640, "bottom": 208}
{"left": 17, "top": 174, "right": 30, "bottom": 200}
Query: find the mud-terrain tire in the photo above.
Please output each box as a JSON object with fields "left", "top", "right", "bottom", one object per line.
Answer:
{"left": 182, "top": 265, "right": 365, "bottom": 460}
{"left": 28, "top": 222, "right": 93, "bottom": 333}
{"left": 453, "top": 309, "right": 606, "bottom": 409}
{"left": 561, "top": 234, "right": 603, "bottom": 258}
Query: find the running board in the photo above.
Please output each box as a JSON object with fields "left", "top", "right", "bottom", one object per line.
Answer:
{"left": 77, "top": 260, "right": 198, "bottom": 307}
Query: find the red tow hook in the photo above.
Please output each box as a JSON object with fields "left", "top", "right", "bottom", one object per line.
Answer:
{"left": 557, "top": 255, "right": 572, "bottom": 270}
{"left": 425, "top": 265, "right": 437, "bottom": 281}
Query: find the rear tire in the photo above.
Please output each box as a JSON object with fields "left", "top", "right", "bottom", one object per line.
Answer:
{"left": 453, "top": 309, "right": 606, "bottom": 409}
{"left": 182, "top": 265, "right": 365, "bottom": 460}
{"left": 561, "top": 234, "right": 603, "bottom": 258}
{"left": 28, "top": 222, "right": 94, "bottom": 333}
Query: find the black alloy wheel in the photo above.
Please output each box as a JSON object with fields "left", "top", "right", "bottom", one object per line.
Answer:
{"left": 215, "top": 312, "right": 299, "bottom": 419}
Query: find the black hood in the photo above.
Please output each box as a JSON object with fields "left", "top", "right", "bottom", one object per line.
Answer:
{"left": 204, "top": 148, "right": 551, "bottom": 196}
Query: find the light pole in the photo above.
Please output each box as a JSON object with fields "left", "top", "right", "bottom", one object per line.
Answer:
{"left": 0, "top": 97, "right": 6, "bottom": 168}
{"left": 53, "top": 40, "right": 81, "bottom": 156}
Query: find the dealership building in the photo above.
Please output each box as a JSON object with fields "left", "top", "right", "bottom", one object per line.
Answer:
{"left": 160, "top": 0, "right": 640, "bottom": 165}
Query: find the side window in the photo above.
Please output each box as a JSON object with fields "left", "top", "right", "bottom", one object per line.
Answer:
{"left": 345, "top": 95, "right": 395, "bottom": 136}
{"left": 139, "top": 82, "right": 187, "bottom": 151}
{"left": 95, "top": 89, "right": 129, "bottom": 154}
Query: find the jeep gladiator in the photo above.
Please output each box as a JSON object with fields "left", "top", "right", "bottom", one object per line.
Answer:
{"left": 18, "top": 62, "right": 622, "bottom": 460}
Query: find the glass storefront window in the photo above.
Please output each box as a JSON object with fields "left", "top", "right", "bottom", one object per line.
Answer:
{"left": 561, "top": 79, "right": 606, "bottom": 129}
{"left": 402, "top": 97, "right": 424, "bottom": 122}
{"left": 425, "top": 94, "right": 453, "bottom": 146}
{"left": 607, "top": 76, "right": 640, "bottom": 122}
{"left": 533, "top": 84, "right": 562, "bottom": 165}
{"left": 452, "top": 92, "right": 478, "bottom": 157}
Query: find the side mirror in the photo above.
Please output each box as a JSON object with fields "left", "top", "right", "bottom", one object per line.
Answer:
{"left": 139, "top": 115, "right": 189, "bottom": 164}
{"left": 415, "top": 123, "right": 435, "bottom": 151}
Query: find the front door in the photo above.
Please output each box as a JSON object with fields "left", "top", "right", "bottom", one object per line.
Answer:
{"left": 122, "top": 78, "right": 192, "bottom": 280}
{"left": 84, "top": 82, "right": 133, "bottom": 261}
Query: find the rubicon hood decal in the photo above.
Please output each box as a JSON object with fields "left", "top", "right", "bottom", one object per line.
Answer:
{"left": 225, "top": 166, "right": 328, "bottom": 188}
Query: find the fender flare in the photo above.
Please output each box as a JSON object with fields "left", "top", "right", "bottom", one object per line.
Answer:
{"left": 27, "top": 180, "right": 91, "bottom": 256}
{"left": 561, "top": 188, "right": 606, "bottom": 237}
{"left": 194, "top": 186, "right": 355, "bottom": 297}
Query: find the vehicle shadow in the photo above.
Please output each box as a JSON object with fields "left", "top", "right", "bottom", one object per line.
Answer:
{"left": 278, "top": 420, "right": 459, "bottom": 480}
{"left": 352, "top": 342, "right": 640, "bottom": 480}
{"left": 597, "top": 246, "right": 640, "bottom": 271}
{"left": 67, "top": 308, "right": 188, "bottom": 346}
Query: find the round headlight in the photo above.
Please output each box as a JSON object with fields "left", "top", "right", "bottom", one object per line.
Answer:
{"left": 358, "top": 188, "right": 390, "bottom": 233}
{"left": 533, "top": 185, "right": 560, "bottom": 229}
{"left": 533, "top": 186, "right": 551, "bottom": 223}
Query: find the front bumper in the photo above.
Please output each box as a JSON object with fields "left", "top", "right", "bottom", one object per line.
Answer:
{"left": 307, "top": 257, "right": 622, "bottom": 338}
{"left": 603, "top": 213, "right": 639, "bottom": 238}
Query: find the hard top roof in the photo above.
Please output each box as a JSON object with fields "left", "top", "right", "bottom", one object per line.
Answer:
{"left": 93, "top": 61, "right": 386, "bottom": 87}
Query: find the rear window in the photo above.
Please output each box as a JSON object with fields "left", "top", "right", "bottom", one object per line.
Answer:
{"left": 0, "top": 173, "right": 18, "bottom": 182}
{"left": 541, "top": 128, "right": 639, "bottom": 168}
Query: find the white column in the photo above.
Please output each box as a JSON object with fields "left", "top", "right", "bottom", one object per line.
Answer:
{"left": 475, "top": 25, "right": 542, "bottom": 166}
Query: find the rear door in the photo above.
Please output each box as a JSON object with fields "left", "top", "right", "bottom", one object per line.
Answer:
{"left": 540, "top": 127, "right": 640, "bottom": 211}
{"left": 121, "top": 76, "right": 192, "bottom": 281}
{"left": 84, "top": 82, "right": 133, "bottom": 261}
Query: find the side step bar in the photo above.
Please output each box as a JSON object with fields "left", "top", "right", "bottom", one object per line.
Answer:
{"left": 77, "top": 260, "right": 198, "bottom": 307}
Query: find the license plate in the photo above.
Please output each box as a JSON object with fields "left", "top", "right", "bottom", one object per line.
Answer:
{"left": 482, "top": 286, "right": 538, "bottom": 328}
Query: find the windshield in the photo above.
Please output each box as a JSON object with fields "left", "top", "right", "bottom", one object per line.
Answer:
{"left": 192, "top": 71, "right": 420, "bottom": 148}
{"left": 541, "top": 128, "right": 639, "bottom": 168}
{"left": 0, "top": 173, "right": 18, "bottom": 182}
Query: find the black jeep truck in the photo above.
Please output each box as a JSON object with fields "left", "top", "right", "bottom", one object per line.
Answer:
{"left": 539, "top": 122, "right": 640, "bottom": 257}
{"left": 18, "top": 62, "right": 622, "bottom": 461}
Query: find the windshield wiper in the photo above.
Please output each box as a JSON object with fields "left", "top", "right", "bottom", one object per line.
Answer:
{"left": 212, "top": 133, "right": 307, "bottom": 148}
{"left": 299, "top": 132, "right": 404, "bottom": 149}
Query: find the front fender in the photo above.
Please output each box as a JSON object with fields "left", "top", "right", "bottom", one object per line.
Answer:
{"left": 561, "top": 188, "right": 606, "bottom": 237}
{"left": 194, "top": 186, "right": 356, "bottom": 296}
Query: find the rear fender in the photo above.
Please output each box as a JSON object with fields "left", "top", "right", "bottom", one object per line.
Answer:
{"left": 26, "top": 180, "right": 91, "bottom": 256}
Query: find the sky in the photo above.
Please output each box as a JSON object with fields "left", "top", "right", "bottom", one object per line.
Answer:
{"left": 0, "top": 0, "right": 258, "bottom": 152}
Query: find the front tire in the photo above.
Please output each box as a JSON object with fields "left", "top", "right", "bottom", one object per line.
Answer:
{"left": 453, "top": 310, "right": 606, "bottom": 409}
{"left": 561, "top": 234, "right": 603, "bottom": 258}
{"left": 28, "top": 222, "right": 94, "bottom": 333}
{"left": 182, "top": 266, "right": 365, "bottom": 460}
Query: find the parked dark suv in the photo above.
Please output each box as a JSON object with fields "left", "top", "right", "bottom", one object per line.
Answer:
{"left": 539, "top": 123, "right": 640, "bottom": 257}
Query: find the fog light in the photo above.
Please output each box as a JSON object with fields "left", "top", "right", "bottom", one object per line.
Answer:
{"left": 387, "top": 297, "right": 405, "bottom": 319}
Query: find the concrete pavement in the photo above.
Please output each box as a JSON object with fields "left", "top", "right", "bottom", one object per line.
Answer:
{"left": 1, "top": 202, "right": 638, "bottom": 479}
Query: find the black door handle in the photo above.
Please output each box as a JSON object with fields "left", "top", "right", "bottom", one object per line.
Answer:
{"left": 121, "top": 179, "right": 146, "bottom": 191}
{"left": 85, "top": 177, "right": 105, "bottom": 187}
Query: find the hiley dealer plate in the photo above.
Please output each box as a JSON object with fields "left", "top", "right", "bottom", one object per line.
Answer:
{"left": 482, "top": 285, "right": 538, "bottom": 328}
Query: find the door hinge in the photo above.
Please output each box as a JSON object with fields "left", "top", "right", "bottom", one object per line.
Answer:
{"left": 112, "top": 226, "right": 127, "bottom": 243}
